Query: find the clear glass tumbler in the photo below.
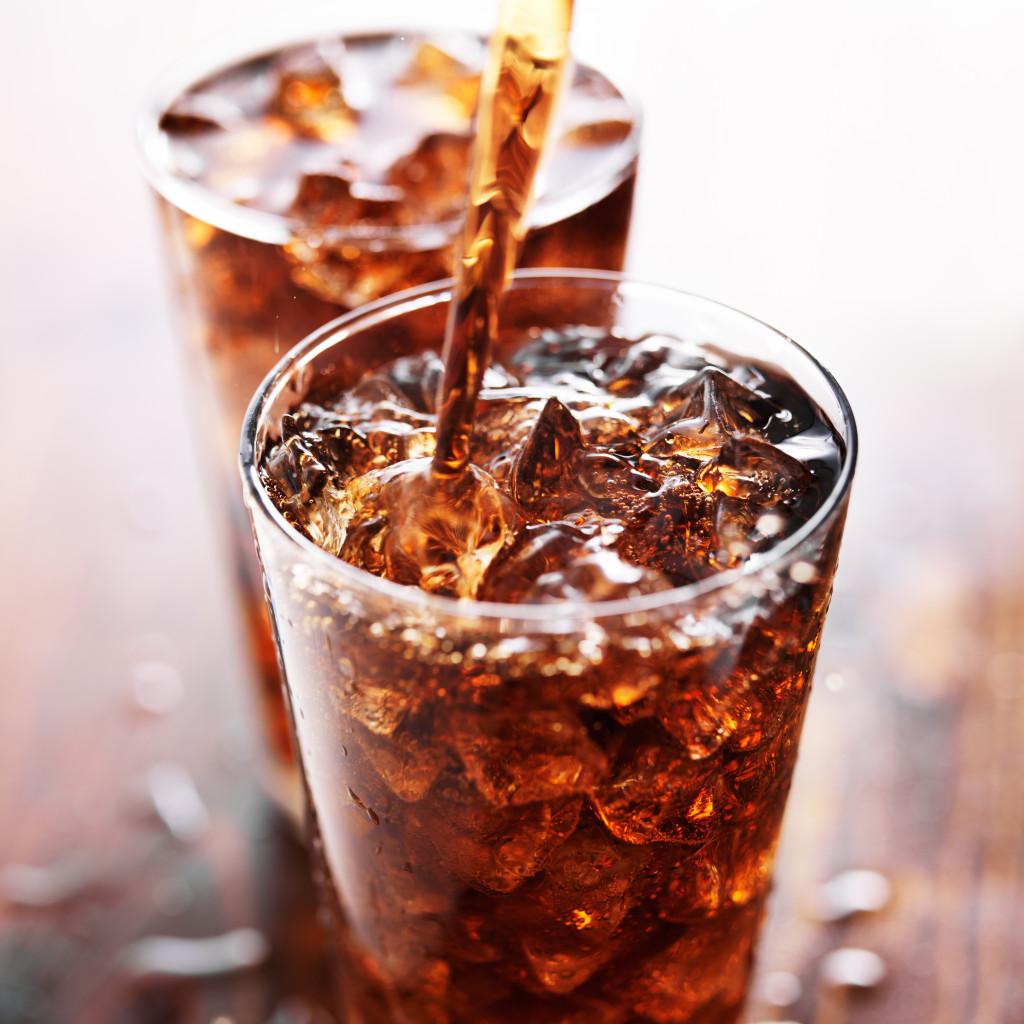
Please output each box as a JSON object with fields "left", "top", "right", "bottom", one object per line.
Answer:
{"left": 137, "top": 17, "right": 641, "bottom": 815}
{"left": 240, "top": 270, "right": 857, "bottom": 1024}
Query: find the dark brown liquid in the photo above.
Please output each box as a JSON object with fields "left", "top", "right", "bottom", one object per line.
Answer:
{"left": 258, "top": 313, "right": 846, "bottom": 1024}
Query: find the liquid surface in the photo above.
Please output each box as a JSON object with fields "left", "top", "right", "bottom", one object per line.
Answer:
{"left": 155, "top": 31, "right": 635, "bottom": 233}
{"left": 260, "top": 325, "right": 843, "bottom": 602}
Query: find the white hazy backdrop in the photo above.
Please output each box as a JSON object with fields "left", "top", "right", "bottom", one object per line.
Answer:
{"left": 2, "top": 0, "right": 1022, "bottom": 535}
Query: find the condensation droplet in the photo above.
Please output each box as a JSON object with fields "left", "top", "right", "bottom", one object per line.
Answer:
{"left": 146, "top": 761, "right": 210, "bottom": 842}
{"left": 823, "top": 670, "right": 847, "bottom": 693}
{"left": 819, "top": 947, "right": 887, "bottom": 989}
{"left": 759, "top": 969, "right": 803, "bottom": 1007}
{"left": 814, "top": 870, "right": 892, "bottom": 922}
{"left": 131, "top": 660, "right": 185, "bottom": 714}
{"left": 756, "top": 513, "right": 786, "bottom": 536}
{"left": 117, "top": 928, "right": 269, "bottom": 979}
{"left": 0, "top": 861, "right": 89, "bottom": 907}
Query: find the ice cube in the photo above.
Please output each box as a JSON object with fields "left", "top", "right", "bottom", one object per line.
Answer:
{"left": 270, "top": 52, "right": 356, "bottom": 142}
{"left": 655, "top": 843, "right": 727, "bottom": 923}
{"left": 471, "top": 391, "right": 547, "bottom": 485}
{"left": 708, "top": 493, "right": 788, "bottom": 570}
{"left": 723, "top": 727, "right": 792, "bottom": 823}
{"left": 352, "top": 836, "right": 458, "bottom": 988}
{"left": 358, "top": 720, "right": 450, "bottom": 803}
{"left": 600, "top": 335, "right": 705, "bottom": 397}
{"left": 388, "top": 132, "right": 473, "bottom": 223}
{"left": 504, "top": 327, "right": 619, "bottom": 389}
{"left": 655, "top": 650, "right": 756, "bottom": 760}
{"left": 289, "top": 171, "right": 407, "bottom": 230}
{"left": 299, "top": 419, "right": 376, "bottom": 477}
{"left": 336, "top": 677, "right": 413, "bottom": 738}
{"left": 260, "top": 434, "right": 356, "bottom": 554}
{"left": 574, "top": 404, "right": 642, "bottom": 446}
{"left": 574, "top": 450, "right": 659, "bottom": 516}
{"left": 416, "top": 770, "right": 581, "bottom": 894}
{"left": 477, "top": 522, "right": 590, "bottom": 603}
{"left": 524, "top": 547, "right": 672, "bottom": 604}
{"left": 652, "top": 367, "right": 780, "bottom": 436}
{"left": 354, "top": 417, "right": 436, "bottom": 464}
{"left": 399, "top": 39, "right": 482, "bottom": 120}
{"left": 339, "top": 460, "right": 518, "bottom": 598}
{"left": 628, "top": 902, "right": 761, "bottom": 1021}
{"left": 695, "top": 435, "right": 818, "bottom": 507}
{"left": 449, "top": 705, "right": 607, "bottom": 806}
{"left": 285, "top": 236, "right": 455, "bottom": 312}
{"left": 590, "top": 724, "right": 733, "bottom": 845}
{"left": 363, "top": 352, "right": 446, "bottom": 414}
{"left": 502, "top": 825, "right": 648, "bottom": 994}
{"left": 509, "top": 397, "right": 586, "bottom": 516}
{"left": 613, "top": 483, "right": 720, "bottom": 586}
{"left": 643, "top": 416, "right": 731, "bottom": 466}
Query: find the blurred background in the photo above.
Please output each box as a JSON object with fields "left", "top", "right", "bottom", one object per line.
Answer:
{"left": 2, "top": 1, "right": 1023, "bottom": 1021}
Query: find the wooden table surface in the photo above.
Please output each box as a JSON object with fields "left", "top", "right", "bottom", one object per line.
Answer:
{"left": 3, "top": 2, "right": 1024, "bottom": 1021}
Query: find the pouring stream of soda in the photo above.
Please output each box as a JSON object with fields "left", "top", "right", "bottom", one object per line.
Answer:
{"left": 341, "top": 0, "right": 574, "bottom": 597}
{"left": 432, "top": 0, "right": 574, "bottom": 479}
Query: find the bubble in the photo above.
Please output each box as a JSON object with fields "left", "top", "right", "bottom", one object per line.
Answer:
{"left": 788, "top": 561, "right": 819, "bottom": 584}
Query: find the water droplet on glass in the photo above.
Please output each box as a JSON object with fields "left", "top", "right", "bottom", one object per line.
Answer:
{"left": 788, "top": 560, "right": 818, "bottom": 584}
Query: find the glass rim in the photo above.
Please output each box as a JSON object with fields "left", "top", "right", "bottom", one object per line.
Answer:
{"left": 240, "top": 268, "right": 858, "bottom": 626}
{"left": 134, "top": 18, "right": 642, "bottom": 248}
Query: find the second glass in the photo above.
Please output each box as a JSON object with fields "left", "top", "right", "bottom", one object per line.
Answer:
{"left": 137, "top": 16, "right": 641, "bottom": 812}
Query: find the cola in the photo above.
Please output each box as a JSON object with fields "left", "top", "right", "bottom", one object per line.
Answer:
{"left": 261, "top": 326, "right": 842, "bottom": 600}
{"left": 139, "top": 26, "right": 640, "bottom": 807}
{"left": 242, "top": 272, "right": 857, "bottom": 1024}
